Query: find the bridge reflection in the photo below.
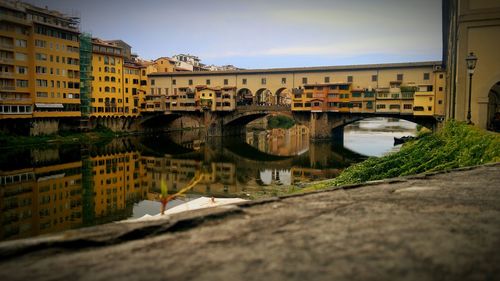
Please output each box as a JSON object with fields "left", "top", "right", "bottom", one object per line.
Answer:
{"left": 0, "top": 127, "right": 365, "bottom": 241}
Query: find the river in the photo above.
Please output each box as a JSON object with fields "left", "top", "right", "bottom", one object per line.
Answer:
{"left": 0, "top": 117, "right": 416, "bottom": 241}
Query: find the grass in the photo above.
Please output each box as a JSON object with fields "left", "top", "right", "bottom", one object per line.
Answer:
{"left": 296, "top": 120, "right": 500, "bottom": 193}
{"left": 0, "top": 125, "right": 125, "bottom": 148}
{"left": 268, "top": 115, "right": 295, "bottom": 129}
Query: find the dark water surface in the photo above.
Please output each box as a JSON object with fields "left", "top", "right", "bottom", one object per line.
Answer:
{"left": 0, "top": 117, "right": 416, "bottom": 241}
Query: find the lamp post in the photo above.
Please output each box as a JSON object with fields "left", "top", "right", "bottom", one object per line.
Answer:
{"left": 466, "top": 52, "right": 478, "bottom": 124}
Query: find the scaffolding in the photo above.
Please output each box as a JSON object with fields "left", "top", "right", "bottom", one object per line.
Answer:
{"left": 79, "top": 33, "right": 92, "bottom": 129}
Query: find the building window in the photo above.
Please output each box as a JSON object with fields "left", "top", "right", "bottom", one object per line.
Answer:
{"left": 151, "top": 79, "right": 155, "bottom": 85}
{"left": 439, "top": 74, "right": 444, "bottom": 79}
{"left": 16, "top": 80, "right": 28, "bottom": 87}
{"left": 302, "top": 77, "right": 307, "bottom": 84}
{"left": 397, "top": 74, "right": 403, "bottom": 81}
{"left": 428, "top": 106, "right": 432, "bottom": 111}
{"left": 224, "top": 79, "right": 228, "bottom": 85}
{"left": 324, "top": 77, "right": 330, "bottom": 83}
{"left": 423, "top": 73, "right": 430, "bottom": 80}
{"left": 261, "top": 78, "right": 266, "bottom": 85}
{"left": 206, "top": 79, "right": 211, "bottom": 85}
{"left": 189, "top": 79, "right": 193, "bottom": 85}
{"left": 439, "top": 87, "right": 443, "bottom": 91}
{"left": 172, "top": 79, "right": 176, "bottom": 85}
{"left": 372, "top": 75, "right": 377, "bottom": 82}
{"left": 242, "top": 78, "right": 247, "bottom": 85}
{"left": 403, "top": 104, "right": 412, "bottom": 109}
{"left": 282, "top": 77, "right": 286, "bottom": 84}
{"left": 438, "top": 100, "right": 442, "bottom": 104}
{"left": 347, "top": 76, "right": 353, "bottom": 83}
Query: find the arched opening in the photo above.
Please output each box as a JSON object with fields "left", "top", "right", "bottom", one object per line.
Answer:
{"left": 255, "top": 88, "right": 272, "bottom": 105}
{"left": 275, "top": 88, "right": 292, "bottom": 106}
{"left": 236, "top": 88, "right": 253, "bottom": 106}
{"left": 342, "top": 117, "right": 420, "bottom": 157}
{"left": 487, "top": 81, "right": 500, "bottom": 132}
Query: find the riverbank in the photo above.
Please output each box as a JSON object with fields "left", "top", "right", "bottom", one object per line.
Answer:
{"left": 0, "top": 127, "right": 127, "bottom": 148}
{"left": 299, "top": 121, "right": 500, "bottom": 193}
{"left": 1, "top": 163, "right": 499, "bottom": 281}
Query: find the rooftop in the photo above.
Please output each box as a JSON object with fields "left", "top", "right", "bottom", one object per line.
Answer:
{"left": 150, "top": 61, "right": 442, "bottom": 77}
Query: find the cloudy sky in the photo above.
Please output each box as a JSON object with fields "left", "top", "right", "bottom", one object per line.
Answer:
{"left": 25, "top": 0, "right": 443, "bottom": 69}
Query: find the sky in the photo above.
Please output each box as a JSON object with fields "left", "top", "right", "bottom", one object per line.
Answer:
{"left": 24, "top": 0, "right": 443, "bottom": 69}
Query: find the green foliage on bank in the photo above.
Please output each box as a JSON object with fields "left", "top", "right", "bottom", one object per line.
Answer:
{"left": 302, "top": 121, "right": 500, "bottom": 192}
{"left": 0, "top": 126, "right": 121, "bottom": 148}
{"left": 267, "top": 115, "right": 295, "bottom": 129}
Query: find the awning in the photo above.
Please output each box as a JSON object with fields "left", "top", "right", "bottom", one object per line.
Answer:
{"left": 35, "top": 103, "right": 64, "bottom": 109}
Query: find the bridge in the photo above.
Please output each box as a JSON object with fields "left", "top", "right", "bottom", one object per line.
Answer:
{"left": 140, "top": 104, "right": 438, "bottom": 140}
{"left": 142, "top": 61, "right": 445, "bottom": 140}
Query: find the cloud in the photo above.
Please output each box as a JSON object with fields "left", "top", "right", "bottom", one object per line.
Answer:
{"left": 202, "top": 36, "right": 438, "bottom": 59}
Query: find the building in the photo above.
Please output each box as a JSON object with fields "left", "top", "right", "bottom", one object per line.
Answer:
{"left": 443, "top": 0, "right": 500, "bottom": 129}
{"left": 153, "top": 57, "right": 177, "bottom": 73}
{"left": 0, "top": 0, "right": 81, "bottom": 135}
{"left": 149, "top": 62, "right": 446, "bottom": 118}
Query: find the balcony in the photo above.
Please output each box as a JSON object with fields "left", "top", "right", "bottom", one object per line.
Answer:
{"left": 0, "top": 43, "right": 14, "bottom": 50}
{"left": 0, "top": 72, "right": 15, "bottom": 78}
{"left": 0, "top": 14, "right": 30, "bottom": 26}
{"left": 0, "top": 85, "right": 16, "bottom": 91}
{"left": 0, "top": 57, "right": 14, "bottom": 64}
{"left": 0, "top": 97, "right": 31, "bottom": 105}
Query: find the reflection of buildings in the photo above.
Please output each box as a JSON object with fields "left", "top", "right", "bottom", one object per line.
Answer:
{"left": 246, "top": 125, "right": 309, "bottom": 156}
{"left": 90, "top": 151, "right": 148, "bottom": 220}
{"left": 0, "top": 162, "right": 82, "bottom": 241}
{"left": 143, "top": 156, "right": 240, "bottom": 198}
{"left": 0, "top": 149, "right": 151, "bottom": 241}
{"left": 1, "top": 129, "right": 366, "bottom": 241}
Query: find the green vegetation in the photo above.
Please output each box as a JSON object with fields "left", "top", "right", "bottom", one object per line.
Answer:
{"left": 0, "top": 126, "right": 124, "bottom": 148}
{"left": 300, "top": 121, "right": 500, "bottom": 192}
{"left": 267, "top": 115, "right": 295, "bottom": 129}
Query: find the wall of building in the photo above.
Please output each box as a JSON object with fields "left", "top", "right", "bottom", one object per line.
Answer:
{"left": 445, "top": 0, "right": 500, "bottom": 128}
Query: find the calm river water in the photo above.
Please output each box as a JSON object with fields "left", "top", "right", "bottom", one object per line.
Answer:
{"left": 0, "top": 117, "right": 416, "bottom": 241}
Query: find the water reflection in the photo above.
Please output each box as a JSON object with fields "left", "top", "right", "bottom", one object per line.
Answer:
{"left": 0, "top": 118, "right": 413, "bottom": 241}
{"left": 344, "top": 117, "right": 417, "bottom": 157}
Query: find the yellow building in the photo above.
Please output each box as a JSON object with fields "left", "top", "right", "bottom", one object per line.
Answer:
{"left": 413, "top": 84, "right": 435, "bottom": 116}
{"left": 123, "top": 62, "right": 143, "bottom": 115}
{"left": 90, "top": 39, "right": 126, "bottom": 117}
{"left": 198, "top": 86, "right": 236, "bottom": 111}
{"left": 153, "top": 57, "right": 177, "bottom": 73}
{"left": 0, "top": 1, "right": 80, "bottom": 134}
{"left": 150, "top": 61, "right": 444, "bottom": 118}
{"left": 444, "top": 0, "right": 500, "bottom": 129}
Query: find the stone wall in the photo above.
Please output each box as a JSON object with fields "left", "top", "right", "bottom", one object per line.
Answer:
{"left": 30, "top": 119, "right": 59, "bottom": 136}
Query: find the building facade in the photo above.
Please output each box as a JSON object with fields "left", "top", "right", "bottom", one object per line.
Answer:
{"left": 443, "top": 0, "right": 500, "bottom": 129}
{"left": 0, "top": 0, "right": 81, "bottom": 134}
{"left": 149, "top": 61, "right": 446, "bottom": 118}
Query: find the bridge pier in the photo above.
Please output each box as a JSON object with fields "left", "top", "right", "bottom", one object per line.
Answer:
{"left": 309, "top": 112, "right": 331, "bottom": 140}
{"left": 332, "top": 126, "right": 344, "bottom": 143}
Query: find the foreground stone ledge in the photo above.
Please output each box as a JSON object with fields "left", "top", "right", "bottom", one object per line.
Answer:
{"left": 1, "top": 163, "right": 499, "bottom": 281}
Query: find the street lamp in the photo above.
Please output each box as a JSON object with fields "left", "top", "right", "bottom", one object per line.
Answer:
{"left": 466, "top": 52, "right": 478, "bottom": 124}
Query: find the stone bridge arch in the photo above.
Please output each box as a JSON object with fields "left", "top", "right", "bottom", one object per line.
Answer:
{"left": 308, "top": 112, "right": 437, "bottom": 142}
{"left": 139, "top": 112, "right": 204, "bottom": 131}
{"left": 275, "top": 88, "right": 292, "bottom": 106}
{"left": 236, "top": 88, "right": 253, "bottom": 106}
{"left": 255, "top": 88, "right": 273, "bottom": 105}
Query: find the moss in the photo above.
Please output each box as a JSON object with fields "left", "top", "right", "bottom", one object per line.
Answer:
{"left": 300, "top": 121, "right": 500, "bottom": 192}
